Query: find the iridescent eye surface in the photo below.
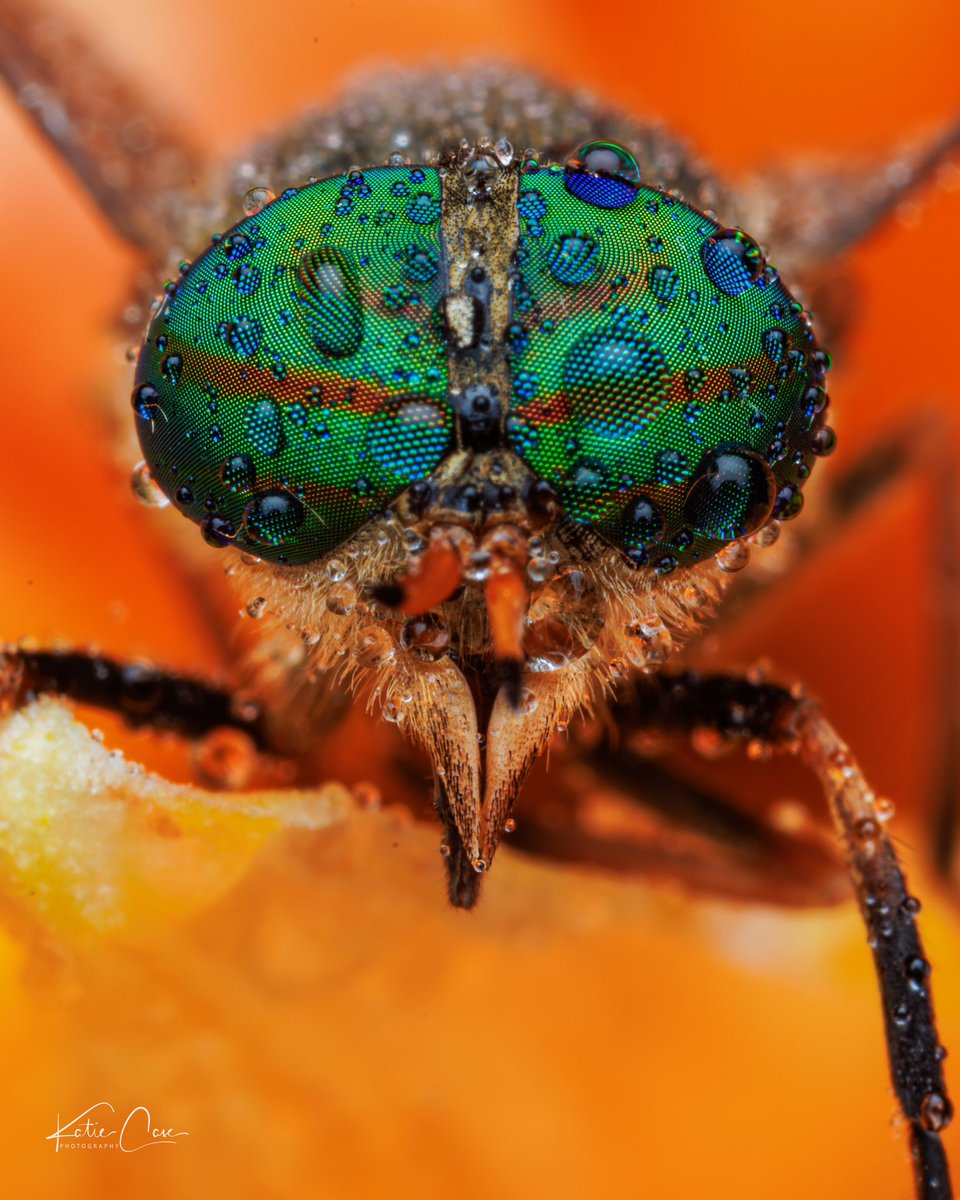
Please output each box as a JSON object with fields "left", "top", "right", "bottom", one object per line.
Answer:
{"left": 135, "top": 152, "right": 829, "bottom": 573}
{"left": 133, "top": 167, "right": 450, "bottom": 565}
{"left": 507, "top": 166, "right": 830, "bottom": 571}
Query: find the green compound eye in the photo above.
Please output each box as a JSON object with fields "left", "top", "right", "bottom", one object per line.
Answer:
{"left": 133, "top": 149, "right": 831, "bottom": 574}
{"left": 508, "top": 163, "right": 832, "bottom": 572}
{"left": 133, "top": 166, "right": 451, "bottom": 565}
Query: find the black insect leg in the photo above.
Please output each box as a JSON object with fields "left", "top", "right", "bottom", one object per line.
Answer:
{"left": 0, "top": 0, "right": 201, "bottom": 261}
{"left": 1, "top": 645, "right": 270, "bottom": 749}
{"left": 717, "top": 413, "right": 960, "bottom": 888}
{"left": 607, "top": 671, "right": 953, "bottom": 1200}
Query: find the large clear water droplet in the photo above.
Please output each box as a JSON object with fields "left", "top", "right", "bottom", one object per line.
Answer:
{"left": 243, "top": 490, "right": 305, "bottom": 546}
{"left": 683, "top": 447, "right": 776, "bottom": 540}
{"left": 297, "top": 246, "right": 364, "bottom": 357}
{"left": 564, "top": 139, "right": 640, "bottom": 209}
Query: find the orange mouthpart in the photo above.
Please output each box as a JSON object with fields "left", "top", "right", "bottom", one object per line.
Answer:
{"left": 396, "top": 537, "right": 464, "bottom": 616}
{"left": 485, "top": 564, "right": 527, "bottom": 667}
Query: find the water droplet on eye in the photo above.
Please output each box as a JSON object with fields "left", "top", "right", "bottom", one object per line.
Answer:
{"left": 406, "top": 192, "right": 441, "bottom": 224}
{"left": 400, "top": 243, "right": 439, "bottom": 283}
{"left": 242, "top": 490, "right": 304, "bottom": 546}
{"left": 242, "top": 185, "right": 276, "bottom": 216}
{"left": 683, "top": 447, "right": 776, "bottom": 540}
{"left": 161, "top": 353, "right": 182, "bottom": 384}
{"left": 647, "top": 264, "right": 679, "bottom": 302}
{"left": 201, "top": 515, "right": 236, "bottom": 547}
{"left": 621, "top": 494, "right": 665, "bottom": 550}
{"left": 653, "top": 447, "right": 689, "bottom": 485}
{"left": 295, "top": 245, "right": 363, "bottom": 361}
{"left": 367, "top": 399, "right": 451, "bottom": 481}
{"left": 715, "top": 540, "right": 751, "bottom": 572}
{"left": 130, "top": 461, "right": 169, "bottom": 507}
{"left": 223, "top": 232, "right": 252, "bottom": 261}
{"left": 564, "top": 139, "right": 640, "bottom": 209}
{"left": 762, "top": 328, "right": 787, "bottom": 362}
{"left": 920, "top": 1092, "right": 953, "bottom": 1133}
{"left": 400, "top": 613, "right": 451, "bottom": 661}
{"left": 232, "top": 262, "right": 262, "bottom": 296}
{"left": 546, "top": 232, "right": 600, "bottom": 286}
{"left": 325, "top": 584, "right": 356, "bottom": 615}
{"left": 245, "top": 396, "right": 286, "bottom": 458}
{"left": 702, "top": 229, "right": 765, "bottom": 297}
{"left": 562, "top": 328, "right": 669, "bottom": 436}
{"left": 227, "top": 314, "right": 264, "bottom": 358}
{"left": 220, "top": 453, "right": 256, "bottom": 492}
{"left": 355, "top": 626, "right": 396, "bottom": 668}
{"left": 132, "top": 382, "right": 161, "bottom": 421}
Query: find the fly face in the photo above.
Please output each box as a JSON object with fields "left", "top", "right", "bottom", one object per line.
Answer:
{"left": 132, "top": 137, "right": 832, "bottom": 904}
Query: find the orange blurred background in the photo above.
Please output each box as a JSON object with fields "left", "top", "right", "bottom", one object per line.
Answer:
{"left": 1, "top": 0, "right": 960, "bottom": 1197}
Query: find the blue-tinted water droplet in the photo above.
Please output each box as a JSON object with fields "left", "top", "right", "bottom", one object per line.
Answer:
{"left": 132, "top": 382, "right": 160, "bottom": 420}
{"left": 233, "top": 262, "right": 262, "bottom": 297}
{"left": 546, "top": 232, "right": 600, "bottom": 286}
{"left": 400, "top": 243, "right": 439, "bottom": 283}
{"left": 406, "top": 192, "right": 441, "bottom": 225}
{"left": 648, "top": 264, "right": 679, "bottom": 302}
{"left": 564, "top": 140, "right": 640, "bottom": 209}
{"left": 223, "top": 232, "right": 252, "bottom": 261}
{"left": 161, "top": 353, "right": 182, "bottom": 384}
{"left": 654, "top": 448, "right": 689, "bottom": 485}
{"left": 762, "top": 328, "right": 787, "bottom": 362}
{"left": 563, "top": 328, "right": 668, "bottom": 436}
{"left": 702, "top": 229, "right": 765, "bottom": 297}
{"left": 227, "top": 315, "right": 264, "bottom": 358}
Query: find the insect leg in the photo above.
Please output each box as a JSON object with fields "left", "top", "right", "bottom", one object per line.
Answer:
{"left": 718, "top": 413, "right": 960, "bottom": 887}
{"left": 1, "top": 645, "right": 269, "bottom": 748}
{"left": 0, "top": 0, "right": 202, "bottom": 261}
{"left": 605, "top": 671, "right": 953, "bottom": 1200}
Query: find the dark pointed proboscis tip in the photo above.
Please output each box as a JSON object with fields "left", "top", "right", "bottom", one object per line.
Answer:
{"left": 444, "top": 846, "right": 483, "bottom": 910}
